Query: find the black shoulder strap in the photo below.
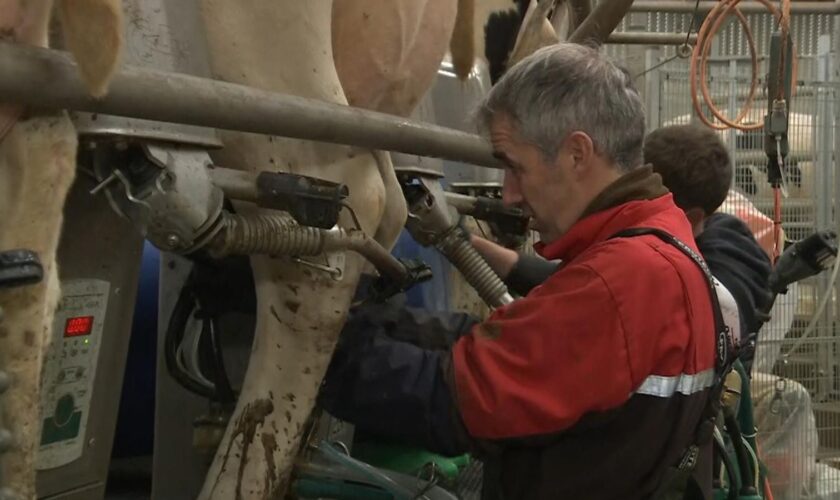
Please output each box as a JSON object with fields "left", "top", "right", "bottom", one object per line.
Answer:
{"left": 610, "top": 227, "right": 737, "bottom": 500}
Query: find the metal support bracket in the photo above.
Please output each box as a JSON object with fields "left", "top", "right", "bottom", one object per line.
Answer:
{"left": 0, "top": 249, "right": 44, "bottom": 289}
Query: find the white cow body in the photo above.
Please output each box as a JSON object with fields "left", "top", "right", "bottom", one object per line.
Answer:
{"left": 196, "top": 2, "right": 401, "bottom": 497}
{"left": 196, "top": 2, "right": 580, "bottom": 495}
{"left": 0, "top": 1, "right": 123, "bottom": 497}
{"left": 0, "top": 113, "right": 77, "bottom": 500}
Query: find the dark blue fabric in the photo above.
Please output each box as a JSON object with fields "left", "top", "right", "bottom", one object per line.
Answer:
{"left": 696, "top": 213, "right": 773, "bottom": 373}
{"left": 112, "top": 241, "right": 159, "bottom": 458}
{"left": 318, "top": 297, "right": 476, "bottom": 457}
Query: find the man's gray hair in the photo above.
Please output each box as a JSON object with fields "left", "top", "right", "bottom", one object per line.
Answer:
{"left": 477, "top": 43, "right": 645, "bottom": 171}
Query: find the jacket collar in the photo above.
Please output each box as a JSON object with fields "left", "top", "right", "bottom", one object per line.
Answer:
{"left": 535, "top": 165, "right": 671, "bottom": 261}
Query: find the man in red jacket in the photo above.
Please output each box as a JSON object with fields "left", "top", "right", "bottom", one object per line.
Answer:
{"left": 320, "top": 42, "right": 718, "bottom": 499}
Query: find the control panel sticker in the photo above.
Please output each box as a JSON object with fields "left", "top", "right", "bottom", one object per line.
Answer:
{"left": 36, "top": 279, "right": 110, "bottom": 470}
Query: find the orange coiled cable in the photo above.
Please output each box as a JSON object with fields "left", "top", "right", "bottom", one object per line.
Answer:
{"left": 689, "top": 0, "right": 797, "bottom": 131}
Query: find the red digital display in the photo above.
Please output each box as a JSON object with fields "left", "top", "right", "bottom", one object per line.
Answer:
{"left": 64, "top": 316, "right": 94, "bottom": 337}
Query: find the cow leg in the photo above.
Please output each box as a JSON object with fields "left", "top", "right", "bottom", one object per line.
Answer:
{"left": 332, "top": 0, "right": 465, "bottom": 247}
{"left": 197, "top": 2, "right": 387, "bottom": 498}
{"left": 371, "top": 150, "right": 407, "bottom": 249}
{"left": 0, "top": 113, "right": 77, "bottom": 499}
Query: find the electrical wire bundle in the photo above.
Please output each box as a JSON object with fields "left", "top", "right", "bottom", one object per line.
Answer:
{"left": 165, "top": 280, "right": 234, "bottom": 403}
{"left": 164, "top": 254, "right": 256, "bottom": 405}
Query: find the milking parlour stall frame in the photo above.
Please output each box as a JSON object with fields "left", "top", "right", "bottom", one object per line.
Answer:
{"left": 1, "top": 1, "right": 835, "bottom": 500}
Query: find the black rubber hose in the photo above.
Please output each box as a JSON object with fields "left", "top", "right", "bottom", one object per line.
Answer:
{"left": 197, "top": 317, "right": 218, "bottom": 395}
{"left": 714, "top": 430, "right": 740, "bottom": 500}
{"left": 724, "top": 410, "right": 757, "bottom": 495}
{"left": 209, "top": 317, "right": 235, "bottom": 404}
{"left": 164, "top": 285, "right": 216, "bottom": 399}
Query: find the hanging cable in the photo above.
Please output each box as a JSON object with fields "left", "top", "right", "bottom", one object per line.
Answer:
{"left": 164, "top": 263, "right": 242, "bottom": 402}
{"left": 165, "top": 284, "right": 216, "bottom": 399}
{"left": 773, "top": 182, "right": 783, "bottom": 262}
{"left": 764, "top": 476, "right": 776, "bottom": 500}
{"left": 209, "top": 317, "right": 235, "bottom": 404}
{"left": 689, "top": 0, "right": 795, "bottom": 260}
{"left": 689, "top": 0, "right": 796, "bottom": 131}
{"left": 770, "top": 0, "right": 794, "bottom": 262}
{"left": 634, "top": 0, "right": 701, "bottom": 80}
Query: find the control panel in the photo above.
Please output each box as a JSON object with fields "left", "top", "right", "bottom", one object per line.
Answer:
{"left": 36, "top": 279, "right": 110, "bottom": 470}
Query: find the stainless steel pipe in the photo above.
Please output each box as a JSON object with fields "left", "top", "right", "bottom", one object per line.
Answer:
{"left": 629, "top": 0, "right": 840, "bottom": 14}
{"left": 0, "top": 42, "right": 502, "bottom": 169}
{"left": 208, "top": 167, "right": 258, "bottom": 201}
{"left": 608, "top": 32, "right": 698, "bottom": 45}
{"left": 443, "top": 192, "right": 479, "bottom": 215}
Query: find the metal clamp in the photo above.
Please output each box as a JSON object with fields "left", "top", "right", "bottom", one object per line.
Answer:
{"left": 770, "top": 377, "right": 787, "bottom": 415}
{"left": 0, "top": 249, "right": 43, "bottom": 289}
{"left": 293, "top": 252, "right": 345, "bottom": 281}
{"left": 367, "top": 258, "right": 433, "bottom": 303}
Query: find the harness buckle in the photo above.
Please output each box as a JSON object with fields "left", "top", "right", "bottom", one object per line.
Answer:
{"left": 677, "top": 445, "right": 699, "bottom": 471}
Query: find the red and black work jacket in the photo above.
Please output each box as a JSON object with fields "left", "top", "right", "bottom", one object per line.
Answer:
{"left": 319, "top": 166, "right": 717, "bottom": 500}
{"left": 448, "top": 167, "right": 716, "bottom": 499}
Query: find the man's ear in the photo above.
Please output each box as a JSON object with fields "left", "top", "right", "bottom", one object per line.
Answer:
{"left": 559, "top": 131, "right": 595, "bottom": 174}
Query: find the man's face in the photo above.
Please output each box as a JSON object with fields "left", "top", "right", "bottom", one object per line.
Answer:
{"left": 490, "top": 114, "right": 583, "bottom": 242}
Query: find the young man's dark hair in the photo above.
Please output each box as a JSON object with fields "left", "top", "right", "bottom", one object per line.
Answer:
{"left": 644, "top": 124, "right": 732, "bottom": 218}
{"left": 644, "top": 124, "right": 772, "bottom": 373}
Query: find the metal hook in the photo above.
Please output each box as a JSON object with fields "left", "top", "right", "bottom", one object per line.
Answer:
{"left": 113, "top": 169, "right": 152, "bottom": 209}
{"left": 770, "top": 377, "right": 787, "bottom": 415}
{"left": 292, "top": 257, "right": 343, "bottom": 280}
{"left": 89, "top": 171, "right": 118, "bottom": 195}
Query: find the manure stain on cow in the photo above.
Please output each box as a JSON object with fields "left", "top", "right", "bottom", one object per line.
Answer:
{"left": 261, "top": 432, "right": 282, "bottom": 500}
{"left": 208, "top": 398, "right": 274, "bottom": 500}
{"left": 269, "top": 305, "right": 282, "bottom": 324}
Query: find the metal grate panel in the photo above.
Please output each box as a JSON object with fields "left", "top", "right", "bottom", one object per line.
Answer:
{"left": 618, "top": 11, "right": 840, "bottom": 495}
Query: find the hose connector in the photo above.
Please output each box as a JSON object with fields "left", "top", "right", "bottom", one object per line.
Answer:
{"left": 208, "top": 212, "right": 414, "bottom": 291}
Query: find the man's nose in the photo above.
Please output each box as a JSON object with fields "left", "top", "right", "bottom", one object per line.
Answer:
{"left": 502, "top": 170, "right": 523, "bottom": 207}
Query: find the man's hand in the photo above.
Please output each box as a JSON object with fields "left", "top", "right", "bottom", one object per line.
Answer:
{"left": 469, "top": 234, "right": 520, "bottom": 279}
